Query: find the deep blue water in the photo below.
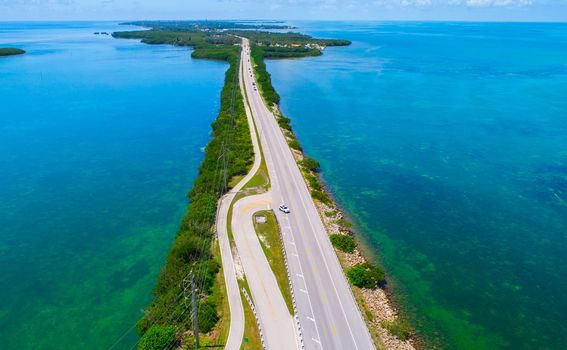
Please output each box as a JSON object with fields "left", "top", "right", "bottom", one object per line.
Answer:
{"left": 267, "top": 21, "right": 567, "bottom": 349}
{"left": 0, "top": 22, "right": 226, "bottom": 349}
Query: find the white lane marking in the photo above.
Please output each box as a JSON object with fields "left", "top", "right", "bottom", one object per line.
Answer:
{"left": 299, "top": 289, "right": 308, "bottom": 294}
{"left": 307, "top": 316, "right": 315, "bottom": 322}
{"left": 296, "top": 274, "right": 304, "bottom": 279}
{"left": 312, "top": 338, "right": 321, "bottom": 345}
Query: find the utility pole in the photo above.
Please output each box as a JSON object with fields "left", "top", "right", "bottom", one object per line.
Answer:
{"left": 185, "top": 271, "right": 200, "bottom": 349}
{"left": 191, "top": 271, "right": 200, "bottom": 349}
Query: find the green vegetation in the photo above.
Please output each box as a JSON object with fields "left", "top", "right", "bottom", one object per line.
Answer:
{"left": 114, "top": 24, "right": 254, "bottom": 348}
{"left": 382, "top": 317, "right": 412, "bottom": 341}
{"left": 239, "top": 282, "right": 263, "bottom": 349}
{"left": 347, "top": 263, "right": 386, "bottom": 289}
{"left": 305, "top": 173, "right": 322, "bottom": 191}
{"left": 330, "top": 234, "right": 356, "bottom": 253}
{"left": 250, "top": 46, "right": 281, "bottom": 106}
{"left": 334, "top": 218, "right": 353, "bottom": 228}
{"left": 232, "top": 30, "right": 350, "bottom": 48}
{"left": 137, "top": 325, "right": 177, "bottom": 350}
{"left": 122, "top": 20, "right": 293, "bottom": 31}
{"left": 325, "top": 210, "right": 338, "bottom": 217}
{"left": 299, "top": 156, "right": 321, "bottom": 172}
{"left": 253, "top": 211, "right": 294, "bottom": 314}
{"left": 278, "top": 115, "right": 293, "bottom": 131}
{"left": 0, "top": 48, "right": 25, "bottom": 57}
{"left": 288, "top": 139, "right": 302, "bottom": 151}
{"left": 241, "top": 31, "right": 349, "bottom": 107}
{"left": 112, "top": 30, "right": 240, "bottom": 61}
{"left": 311, "top": 189, "right": 332, "bottom": 206}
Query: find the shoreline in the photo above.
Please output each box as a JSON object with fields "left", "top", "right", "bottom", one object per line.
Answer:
{"left": 269, "top": 101, "right": 419, "bottom": 349}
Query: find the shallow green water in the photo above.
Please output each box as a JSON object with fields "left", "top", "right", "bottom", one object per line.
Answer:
{"left": 267, "top": 21, "right": 567, "bottom": 349}
{"left": 0, "top": 22, "right": 226, "bottom": 349}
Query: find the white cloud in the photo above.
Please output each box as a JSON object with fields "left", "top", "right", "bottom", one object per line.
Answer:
{"left": 447, "top": 0, "right": 533, "bottom": 6}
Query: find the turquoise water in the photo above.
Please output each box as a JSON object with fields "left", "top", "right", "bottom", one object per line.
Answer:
{"left": 0, "top": 22, "right": 227, "bottom": 349}
{"left": 267, "top": 22, "right": 567, "bottom": 349}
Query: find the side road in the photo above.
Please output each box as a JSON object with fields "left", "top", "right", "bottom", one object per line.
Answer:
{"left": 215, "top": 51, "right": 262, "bottom": 350}
{"left": 231, "top": 194, "right": 297, "bottom": 350}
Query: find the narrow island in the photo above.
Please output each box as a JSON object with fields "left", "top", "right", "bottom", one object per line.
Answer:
{"left": 113, "top": 20, "right": 416, "bottom": 350}
{"left": 0, "top": 48, "right": 26, "bottom": 57}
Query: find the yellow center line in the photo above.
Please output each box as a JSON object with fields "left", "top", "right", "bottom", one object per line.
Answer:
{"left": 332, "top": 324, "right": 337, "bottom": 337}
{"left": 321, "top": 292, "right": 327, "bottom": 303}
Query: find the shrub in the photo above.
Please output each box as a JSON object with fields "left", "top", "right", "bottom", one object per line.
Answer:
{"left": 138, "top": 325, "right": 177, "bottom": 350}
{"left": 325, "top": 210, "right": 337, "bottom": 217}
{"left": 300, "top": 157, "right": 320, "bottom": 172}
{"left": 329, "top": 234, "right": 355, "bottom": 253}
{"left": 347, "top": 263, "right": 385, "bottom": 289}
{"left": 288, "top": 139, "right": 302, "bottom": 151}
{"left": 278, "top": 118, "right": 292, "bottom": 131}
{"left": 311, "top": 190, "right": 331, "bottom": 205}
{"left": 382, "top": 317, "right": 412, "bottom": 340}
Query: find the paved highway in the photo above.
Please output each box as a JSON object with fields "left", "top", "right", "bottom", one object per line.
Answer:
{"left": 240, "top": 38, "right": 376, "bottom": 350}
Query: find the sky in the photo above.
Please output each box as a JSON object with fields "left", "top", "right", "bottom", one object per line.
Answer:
{"left": 0, "top": 0, "right": 566, "bottom": 22}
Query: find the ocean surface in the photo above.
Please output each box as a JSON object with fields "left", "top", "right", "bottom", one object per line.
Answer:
{"left": 266, "top": 22, "right": 567, "bottom": 349}
{"left": 0, "top": 22, "right": 227, "bottom": 349}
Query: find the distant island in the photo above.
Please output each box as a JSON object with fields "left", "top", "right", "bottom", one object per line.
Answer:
{"left": 0, "top": 48, "right": 26, "bottom": 57}
{"left": 120, "top": 20, "right": 296, "bottom": 31}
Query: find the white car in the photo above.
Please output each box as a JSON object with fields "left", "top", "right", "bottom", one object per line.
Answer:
{"left": 279, "top": 204, "right": 290, "bottom": 214}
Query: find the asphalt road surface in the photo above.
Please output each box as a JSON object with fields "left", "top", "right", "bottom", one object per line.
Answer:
{"left": 240, "top": 38, "right": 376, "bottom": 350}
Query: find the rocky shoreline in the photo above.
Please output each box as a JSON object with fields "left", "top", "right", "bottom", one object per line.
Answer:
{"left": 274, "top": 105, "right": 417, "bottom": 350}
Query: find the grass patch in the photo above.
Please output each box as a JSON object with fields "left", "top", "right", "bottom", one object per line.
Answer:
{"left": 206, "top": 240, "right": 231, "bottom": 346}
{"left": 237, "top": 279, "right": 263, "bottom": 350}
{"left": 253, "top": 211, "right": 294, "bottom": 315}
